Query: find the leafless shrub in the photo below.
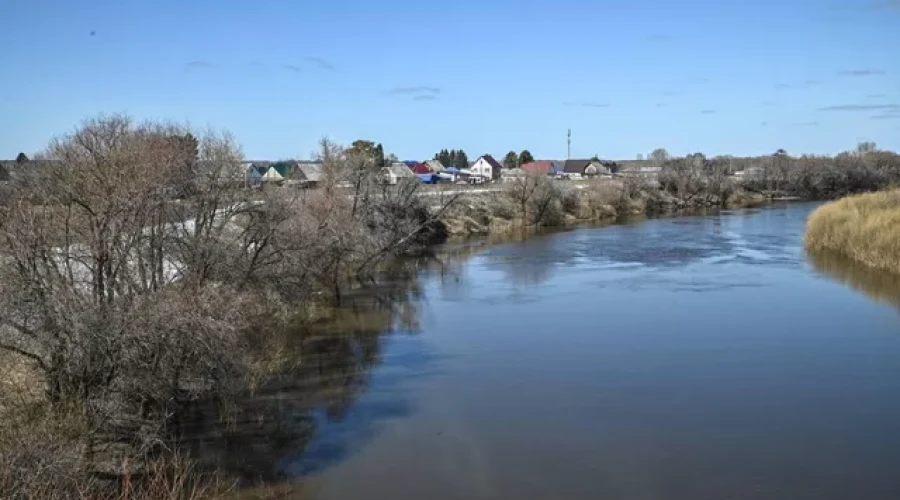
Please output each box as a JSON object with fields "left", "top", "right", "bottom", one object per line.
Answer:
{"left": 505, "top": 173, "right": 563, "bottom": 225}
{"left": 0, "top": 115, "right": 456, "bottom": 495}
{"left": 742, "top": 149, "right": 900, "bottom": 198}
{"left": 659, "top": 153, "right": 707, "bottom": 201}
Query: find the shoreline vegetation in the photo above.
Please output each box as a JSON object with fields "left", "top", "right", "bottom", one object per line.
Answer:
{"left": 442, "top": 144, "right": 900, "bottom": 237}
{"left": 441, "top": 177, "right": 768, "bottom": 236}
{"left": 805, "top": 189, "right": 900, "bottom": 275}
{"left": 2, "top": 115, "right": 900, "bottom": 499}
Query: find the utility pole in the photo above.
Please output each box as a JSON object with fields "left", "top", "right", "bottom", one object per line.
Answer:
{"left": 567, "top": 129, "right": 571, "bottom": 159}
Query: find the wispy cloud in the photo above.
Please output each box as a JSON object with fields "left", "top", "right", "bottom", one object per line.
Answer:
{"left": 792, "top": 121, "right": 819, "bottom": 127}
{"left": 838, "top": 69, "right": 886, "bottom": 77}
{"left": 774, "top": 83, "right": 793, "bottom": 90}
{"left": 804, "top": 79, "right": 824, "bottom": 86}
{"left": 655, "top": 102, "right": 667, "bottom": 108}
{"left": 662, "top": 91, "right": 680, "bottom": 97}
{"left": 645, "top": 34, "right": 671, "bottom": 42}
{"left": 866, "top": 93, "right": 887, "bottom": 98}
{"left": 818, "top": 103, "right": 900, "bottom": 111}
{"left": 762, "top": 101, "right": 778, "bottom": 107}
{"left": 761, "top": 121, "right": 769, "bottom": 127}
{"left": 386, "top": 86, "right": 442, "bottom": 102}
{"left": 249, "top": 60, "right": 261, "bottom": 67}
{"left": 305, "top": 56, "right": 335, "bottom": 71}
{"left": 563, "top": 101, "right": 610, "bottom": 108}
{"left": 185, "top": 60, "right": 216, "bottom": 70}
{"left": 700, "top": 109, "right": 716, "bottom": 115}
{"left": 283, "top": 65, "right": 302, "bottom": 73}
{"left": 870, "top": 113, "right": 900, "bottom": 120}
{"left": 386, "top": 86, "right": 441, "bottom": 96}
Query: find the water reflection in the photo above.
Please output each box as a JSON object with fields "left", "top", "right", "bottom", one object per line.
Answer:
{"left": 178, "top": 260, "right": 438, "bottom": 487}
{"left": 807, "top": 248, "right": 900, "bottom": 309}
{"left": 271, "top": 203, "right": 900, "bottom": 500}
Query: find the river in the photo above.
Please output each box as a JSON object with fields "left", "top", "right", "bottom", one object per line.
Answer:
{"left": 241, "top": 202, "right": 900, "bottom": 499}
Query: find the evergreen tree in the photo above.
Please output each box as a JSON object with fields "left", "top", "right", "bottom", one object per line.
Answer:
{"left": 518, "top": 150, "right": 534, "bottom": 166}
{"left": 435, "top": 149, "right": 452, "bottom": 167}
{"left": 15, "top": 152, "right": 28, "bottom": 163}
{"left": 375, "top": 143, "right": 386, "bottom": 169}
{"left": 433, "top": 149, "right": 469, "bottom": 169}
{"left": 456, "top": 150, "right": 469, "bottom": 169}
{"left": 503, "top": 151, "right": 519, "bottom": 169}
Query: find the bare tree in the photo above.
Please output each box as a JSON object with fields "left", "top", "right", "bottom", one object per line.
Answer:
{"left": 0, "top": 116, "right": 463, "bottom": 485}
{"left": 649, "top": 148, "right": 670, "bottom": 166}
{"left": 856, "top": 141, "right": 878, "bottom": 155}
{"left": 0, "top": 115, "right": 267, "bottom": 464}
{"left": 505, "top": 173, "right": 562, "bottom": 225}
{"left": 659, "top": 153, "right": 706, "bottom": 201}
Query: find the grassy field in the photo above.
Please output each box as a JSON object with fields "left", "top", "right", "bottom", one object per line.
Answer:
{"left": 805, "top": 189, "right": 900, "bottom": 274}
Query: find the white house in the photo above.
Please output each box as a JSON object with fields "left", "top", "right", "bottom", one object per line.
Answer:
{"left": 470, "top": 155, "right": 502, "bottom": 181}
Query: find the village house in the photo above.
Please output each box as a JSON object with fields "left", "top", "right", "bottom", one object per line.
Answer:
{"left": 295, "top": 161, "right": 324, "bottom": 187}
{"left": 257, "top": 161, "right": 299, "bottom": 184}
{"left": 240, "top": 162, "right": 265, "bottom": 187}
{"left": 500, "top": 167, "right": 528, "bottom": 182}
{"left": 563, "top": 159, "right": 611, "bottom": 177}
{"left": 406, "top": 161, "right": 432, "bottom": 175}
{"left": 470, "top": 155, "right": 503, "bottom": 181}
{"left": 616, "top": 161, "right": 662, "bottom": 179}
{"left": 423, "top": 160, "right": 445, "bottom": 173}
{"left": 382, "top": 162, "right": 417, "bottom": 185}
{"left": 519, "top": 161, "right": 562, "bottom": 176}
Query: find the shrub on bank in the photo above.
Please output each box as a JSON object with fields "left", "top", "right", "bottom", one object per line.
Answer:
{"left": 0, "top": 115, "right": 454, "bottom": 497}
{"left": 805, "top": 189, "right": 900, "bottom": 274}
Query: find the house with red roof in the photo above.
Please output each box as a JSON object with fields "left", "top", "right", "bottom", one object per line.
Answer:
{"left": 519, "top": 161, "right": 562, "bottom": 176}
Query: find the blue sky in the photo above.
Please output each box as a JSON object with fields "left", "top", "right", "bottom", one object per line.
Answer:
{"left": 2, "top": 0, "right": 899, "bottom": 161}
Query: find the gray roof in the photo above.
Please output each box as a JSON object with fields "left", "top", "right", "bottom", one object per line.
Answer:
{"left": 388, "top": 162, "right": 416, "bottom": 178}
{"left": 424, "top": 160, "right": 445, "bottom": 172}
{"left": 297, "top": 162, "right": 323, "bottom": 182}
{"left": 562, "top": 159, "right": 592, "bottom": 173}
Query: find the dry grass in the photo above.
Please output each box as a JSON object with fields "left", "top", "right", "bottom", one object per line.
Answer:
{"left": 0, "top": 357, "right": 234, "bottom": 500}
{"left": 805, "top": 189, "right": 900, "bottom": 274}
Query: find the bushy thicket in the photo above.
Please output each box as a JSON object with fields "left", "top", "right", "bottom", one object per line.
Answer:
{"left": 737, "top": 149, "right": 900, "bottom": 199}
{"left": 0, "top": 115, "right": 448, "bottom": 498}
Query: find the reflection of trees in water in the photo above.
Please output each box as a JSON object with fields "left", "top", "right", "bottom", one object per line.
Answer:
{"left": 492, "top": 229, "right": 562, "bottom": 286}
{"left": 503, "top": 258, "right": 554, "bottom": 286}
{"left": 177, "top": 261, "right": 431, "bottom": 485}
{"left": 807, "top": 248, "right": 900, "bottom": 309}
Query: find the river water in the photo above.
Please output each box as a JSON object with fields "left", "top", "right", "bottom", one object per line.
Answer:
{"left": 256, "top": 202, "right": 900, "bottom": 499}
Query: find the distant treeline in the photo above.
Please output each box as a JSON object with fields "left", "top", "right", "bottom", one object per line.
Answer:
{"left": 649, "top": 144, "right": 900, "bottom": 202}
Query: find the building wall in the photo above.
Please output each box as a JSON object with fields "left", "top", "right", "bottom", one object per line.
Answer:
{"left": 471, "top": 158, "right": 493, "bottom": 179}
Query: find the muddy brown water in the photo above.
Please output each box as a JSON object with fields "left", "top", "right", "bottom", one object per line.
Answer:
{"left": 233, "top": 202, "right": 900, "bottom": 499}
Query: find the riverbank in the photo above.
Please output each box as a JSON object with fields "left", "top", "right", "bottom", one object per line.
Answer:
{"left": 440, "top": 178, "right": 768, "bottom": 236}
{"left": 804, "top": 189, "right": 900, "bottom": 274}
